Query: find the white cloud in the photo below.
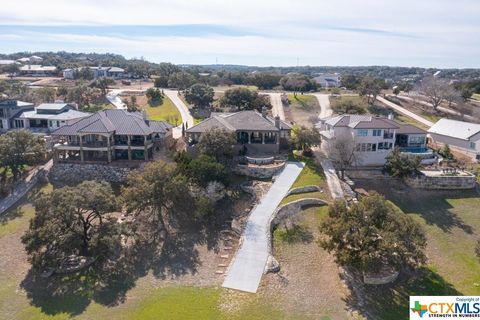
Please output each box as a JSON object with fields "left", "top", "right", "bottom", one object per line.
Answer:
{"left": 0, "top": 0, "right": 479, "bottom": 67}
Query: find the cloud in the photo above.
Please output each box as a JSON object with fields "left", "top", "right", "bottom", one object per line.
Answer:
{"left": 0, "top": 0, "right": 479, "bottom": 67}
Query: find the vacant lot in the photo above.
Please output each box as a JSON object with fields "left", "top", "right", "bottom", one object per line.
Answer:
{"left": 133, "top": 94, "right": 181, "bottom": 125}
{"left": 350, "top": 177, "right": 480, "bottom": 319}
{"left": 287, "top": 94, "right": 320, "bottom": 126}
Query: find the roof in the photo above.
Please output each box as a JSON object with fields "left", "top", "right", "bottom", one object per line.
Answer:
{"left": 428, "top": 118, "right": 480, "bottom": 140}
{"left": 0, "top": 60, "right": 17, "bottom": 65}
{"left": 186, "top": 110, "right": 292, "bottom": 133}
{"left": 393, "top": 122, "right": 426, "bottom": 134}
{"left": 17, "top": 109, "right": 91, "bottom": 121}
{"left": 108, "top": 67, "right": 124, "bottom": 72}
{"left": 36, "top": 103, "right": 70, "bottom": 111}
{"left": 322, "top": 114, "right": 398, "bottom": 129}
{"left": 52, "top": 109, "right": 172, "bottom": 136}
{"left": 19, "top": 65, "right": 56, "bottom": 71}
{"left": 0, "top": 100, "right": 34, "bottom": 108}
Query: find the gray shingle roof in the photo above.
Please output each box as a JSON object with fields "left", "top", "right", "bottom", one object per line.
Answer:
{"left": 52, "top": 109, "right": 171, "bottom": 136}
{"left": 186, "top": 110, "right": 292, "bottom": 133}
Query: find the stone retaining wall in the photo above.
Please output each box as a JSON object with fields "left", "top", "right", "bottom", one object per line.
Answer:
{"left": 265, "top": 198, "right": 328, "bottom": 273}
{"left": 363, "top": 270, "right": 399, "bottom": 285}
{"left": 286, "top": 185, "right": 321, "bottom": 196}
{"left": 405, "top": 174, "right": 476, "bottom": 190}
{"left": 49, "top": 163, "right": 135, "bottom": 183}
{"left": 233, "top": 161, "right": 285, "bottom": 179}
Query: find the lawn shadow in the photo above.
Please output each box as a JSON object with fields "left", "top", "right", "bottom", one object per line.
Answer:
{"left": 354, "top": 179, "right": 475, "bottom": 235}
{"left": 343, "top": 267, "right": 461, "bottom": 320}
{"left": 0, "top": 206, "right": 24, "bottom": 225}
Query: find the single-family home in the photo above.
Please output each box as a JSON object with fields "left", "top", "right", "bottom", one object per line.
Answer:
{"left": 11, "top": 103, "right": 91, "bottom": 133}
{"left": 317, "top": 114, "right": 429, "bottom": 166}
{"left": 313, "top": 74, "right": 341, "bottom": 88}
{"left": 0, "top": 99, "right": 35, "bottom": 132}
{"left": 18, "top": 65, "right": 57, "bottom": 77}
{"left": 63, "top": 66, "right": 126, "bottom": 80}
{"left": 428, "top": 118, "right": 480, "bottom": 161}
{"left": 186, "top": 110, "right": 292, "bottom": 155}
{"left": 17, "top": 56, "right": 43, "bottom": 64}
{"left": 51, "top": 109, "right": 173, "bottom": 163}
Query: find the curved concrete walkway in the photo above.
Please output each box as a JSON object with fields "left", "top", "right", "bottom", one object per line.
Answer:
{"left": 223, "top": 161, "right": 304, "bottom": 293}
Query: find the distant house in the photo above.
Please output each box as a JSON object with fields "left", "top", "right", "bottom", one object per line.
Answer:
{"left": 11, "top": 103, "right": 90, "bottom": 133}
{"left": 0, "top": 60, "right": 18, "bottom": 65}
{"left": 52, "top": 109, "right": 173, "bottom": 163}
{"left": 313, "top": 74, "right": 341, "bottom": 88}
{"left": 18, "top": 65, "right": 57, "bottom": 77}
{"left": 0, "top": 99, "right": 35, "bottom": 132}
{"left": 186, "top": 110, "right": 292, "bottom": 155}
{"left": 17, "top": 55, "right": 43, "bottom": 64}
{"left": 63, "top": 66, "right": 126, "bottom": 80}
{"left": 428, "top": 119, "right": 480, "bottom": 161}
{"left": 317, "top": 114, "right": 429, "bottom": 166}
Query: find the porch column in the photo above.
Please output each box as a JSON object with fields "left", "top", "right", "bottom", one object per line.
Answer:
{"left": 144, "top": 135, "right": 148, "bottom": 161}
{"left": 127, "top": 135, "right": 132, "bottom": 161}
{"left": 79, "top": 134, "right": 84, "bottom": 162}
{"left": 261, "top": 132, "right": 265, "bottom": 144}
{"left": 248, "top": 131, "right": 251, "bottom": 144}
{"left": 107, "top": 135, "right": 112, "bottom": 163}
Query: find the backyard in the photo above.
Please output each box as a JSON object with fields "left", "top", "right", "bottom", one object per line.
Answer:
{"left": 134, "top": 94, "right": 181, "bottom": 125}
{"left": 350, "top": 177, "right": 480, "bottom": 319}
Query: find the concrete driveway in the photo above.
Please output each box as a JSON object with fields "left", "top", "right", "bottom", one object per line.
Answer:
{"left": 222, "top": 161, "right": 304, "bottom": 293}
{"left": 163, "top": 89, "right": 195, "bottom": 138}
{"left": 312, "top": 93, "right": 333, "bottom": 118}
{"left": 376, "top": 96, "right": 434, "bottom": 127}
{"left": 263, "top": 92, "right": 285, "bottom": 120}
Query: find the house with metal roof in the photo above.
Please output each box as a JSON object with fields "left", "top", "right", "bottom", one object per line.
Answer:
{"left": 11, "top": 103, "right": 91, "bottom": 133}
{"left": 51, "top": 109, "right": 173, "bottom": 163}
{"left": 0, "top": 99, "right": 35, "bottom": 132}
{"left": 63, "top": 66, "right": 126, "bottom": 80}
{"left": 186, "top": 110, "right": 292, "bottom": 154}
{"left": 428, "top": 118, "right": 480, "bottom": 161}
{"left": 317, "top": 114, "right": 429, "bottom": 166}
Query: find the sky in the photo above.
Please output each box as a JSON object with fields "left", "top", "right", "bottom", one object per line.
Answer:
{"left": 0, "top": 0, "right": 479, "bottom": 68}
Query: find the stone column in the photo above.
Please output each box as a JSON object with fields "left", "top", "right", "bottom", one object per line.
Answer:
{"left": 107, "top": 134, "right": 112, "bottom": 163}
{"left": 262, "top": 132, "right": 265, "bottom": 144}
{"left": 79, "top": 134, "right": 84, "bottom": 162}
{"left": 127, "top": 135, "right": 132, "bottom": 161}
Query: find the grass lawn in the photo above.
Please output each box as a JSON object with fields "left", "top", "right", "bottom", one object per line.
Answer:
{"left": 287, "top": 94, "right": 319, "bottom": 111}
{"left": 472, "top": 93, "right": 480, "bottom": 101}
{"left": 143, "top": 96, "right": 181, "bottom": 125}
{"left": 351, "top": 181, "right": 480, "bottom": 319}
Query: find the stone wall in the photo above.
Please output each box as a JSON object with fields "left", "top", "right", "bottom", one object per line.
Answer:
{"left": 363, "top": 270, "right": 399, "bottom": 285}
{"left": 404, "top": 173, "right": 476, "bottom": 190}
{"left": 233, "top": 161, "right": 286, "bottom": 179}
{"left": 286, "top": 185, "right": 321, "bottom": 196}
{"left": 49, "top": 163, "right": 135, "bottom": 183}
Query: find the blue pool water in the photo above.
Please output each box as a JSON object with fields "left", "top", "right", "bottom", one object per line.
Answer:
{"left": 400, "top": 147, "right": 431, "bottom": 153}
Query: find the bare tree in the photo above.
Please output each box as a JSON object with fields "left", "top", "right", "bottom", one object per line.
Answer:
{"left": 443, "top": 86, "right": 462, "bottom": 108}
{"left": 327, "top": 137, "right": 362, "bottom": 179}
{"left": 419, "top": 77, "right": 450, "bottom": 111}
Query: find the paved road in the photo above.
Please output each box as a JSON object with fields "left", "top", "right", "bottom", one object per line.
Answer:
{"left": 0, "top": 160, "right": 53, "bottom": 215}
{"left": 312, "top": 93, "right": 333, "bottom": 118}
{"left": 394, "top": 95, "right": 476, "bottom": 122}
{"left": 223, "top": 162, "right": 304, "bottom": 293}
{"left": 163, "top": 89, "right": 195, "bottom": 139}
{"left": 314, "top": 151, "right": 344, "bottom": 200}
{"left": 263, "top": 92, "right": 285, "bottom": 120}
{"left": 376, "top": 96, "right": 434, "bottom": 127}
{"left": 106, "top": 89, "right": 127, "bottom": 109}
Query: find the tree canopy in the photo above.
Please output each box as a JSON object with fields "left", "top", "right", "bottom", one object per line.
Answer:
{"left": 184, "top": 83, "right": 214, "bottom": 109}
{"left": 197, "top": 128, "right": 236, "bottom": 162}
{"left": 320, "top": 193, "right": 426, "bottom": 274}
{"left": 280, "top": 74, "right": 317, "bottom": 96}
{"left": 384, "top": 147, "right": 421, "bottom": 178}
{"left": 22, "top": 181, "right": 121, "bottom": 270}
{"left": 292, "top": 126, "right": 321, "bottom": 152}
{"left": 219, "top": 87, "right": 271, "bottom": 111}
{"left": 358, "top": 76, "right": 385, "bottom": 105}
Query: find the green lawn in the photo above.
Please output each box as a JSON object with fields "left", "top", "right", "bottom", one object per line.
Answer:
{"left": 144, "top": 96, "right": 181, "bottom": 125}
{"left": 472, "top": 93, "right": 480, "bottom": 101}
{"left": 287, "top": 94, "right": 319, "bottom": 111}
{"left": 351, "top": 185, "right": 480, "bottom": 319}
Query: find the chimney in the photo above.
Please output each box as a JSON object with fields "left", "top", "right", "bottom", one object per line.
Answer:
{"left": 261, "top": 106, "right": 267, "bottom": 118}
{"left": 142, "top": 109, "right": 147, "bottom": 122}
{"left": 388, "top": 113, "right": 394, "bottom": 120}
{"left": 274, "top": 115, "right": 281, "bottom": 129}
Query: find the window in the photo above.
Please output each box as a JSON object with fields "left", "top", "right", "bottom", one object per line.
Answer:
{"left": 0, "top": 121, "right": 3, "bottom": 129}
{"left": 470, "top": 142, "right": 476, "bottom": 150}
{"left": 372, "top": 143, "right": 377, "bottom": 151}
{"left": 409, "top": 136, "right": 425, "bottom": 145}
{"left": 14, "top": 120, "right": 24, "bottom": 128}
{"left": 372, "top": 129, "right": 382, "bottom": 136}
{"left": 357, "top": 129, "right": 368, "bottom": 136}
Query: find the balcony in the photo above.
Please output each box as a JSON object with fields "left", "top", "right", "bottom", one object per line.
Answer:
{"left": 383, "top": 133, "right": 394, "bottom": 139}
{"left": 82, "top": 141, "right": 108, "bottom": 148}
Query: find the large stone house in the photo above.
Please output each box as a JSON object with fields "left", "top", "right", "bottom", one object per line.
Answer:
{"left": 317, "top": 114, "right": 428, "bottom": 166}
{"left": 63, "top": 66, "right": 126, "bottom": 80}
{"left": 51, "top": 109, "right": 173, "bottom": 163}
{"left": 186, "top": 110, "right": 292, "bottom": 154}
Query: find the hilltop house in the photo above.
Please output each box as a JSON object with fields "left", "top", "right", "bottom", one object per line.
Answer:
{"left": 186, "top": 110, "right": 292, "bottom": 155}
{"left": 313, "top": 74, "right": 341, "bottom": 88}
{"left": 63, "top": 66, "right": 126, "bottom": 80}
{"left": 52, "top": 109, "right": 173, "bottom": 163}
{"left": 18, "top": 65, "right": 57, "bottom": 77}
{"left": 428, "top": 118, "right": 480, "bottom": 161}
{"left": 0, "top": 99, "right": 35, "bottom": 132}
{"left": 11, "top": 103, "right": 90, "bottom": 133}
{"left": 317, "top": 114, "right": 429, "bottom": 166}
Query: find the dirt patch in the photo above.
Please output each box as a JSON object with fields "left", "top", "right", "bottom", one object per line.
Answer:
{"left": 258, "top": 207, "right": 353, "bottom": 320}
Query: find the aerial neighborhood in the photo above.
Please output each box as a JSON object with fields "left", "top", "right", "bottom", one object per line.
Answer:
{"left": 0, "top": 50, "right": 480, "bottom": 320}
